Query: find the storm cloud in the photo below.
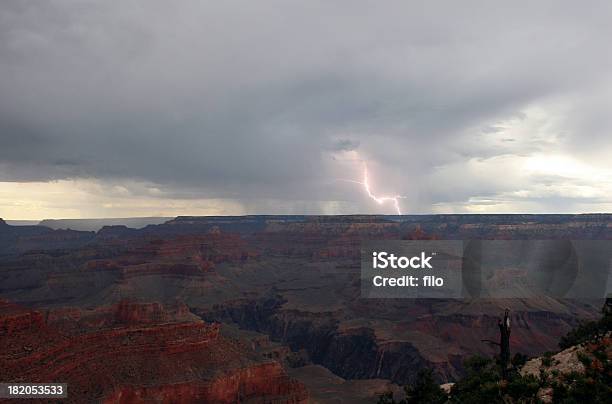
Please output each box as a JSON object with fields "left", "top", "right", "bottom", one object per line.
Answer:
{"left": 1, "top": 1, "right": 611, "bottom": 217}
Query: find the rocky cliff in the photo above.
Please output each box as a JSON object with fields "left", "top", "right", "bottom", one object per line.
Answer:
{"left": 0, "top": 214, "right": 609, "bottom": 401}
{"left": 0, "top": 300, "right": 307, "bottom": 404}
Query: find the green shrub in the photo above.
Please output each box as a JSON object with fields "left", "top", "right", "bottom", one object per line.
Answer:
{"left": 559, "top": 298, "right": 611, "bottom": 349}
{"left": 506, "top": 374, "right": 540, "bottom": 401}
{"left": 376, "top": 369, "right": 446, "bottom": 404}
{"left": 511, "top": 352, "right": 529, "bottom": 368}
{"left": 377, "top": 299, "right": 612, "bottom": 404}
{"left": 541, "top": 354, "right": 553, "bottom": 367}
{"left": 404, "top": 369, "right": 447, "bottom": 404}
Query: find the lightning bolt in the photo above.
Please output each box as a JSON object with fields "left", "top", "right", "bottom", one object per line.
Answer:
{"left": 362, "top": 165, "right": 403, "bottom": 215}
{"left": 339, "top": 165, "right": 404, "bottom": 215}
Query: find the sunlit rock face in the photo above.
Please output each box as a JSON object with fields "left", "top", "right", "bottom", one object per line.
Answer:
{"left": 0, "top": 299, "right": 308, "bottom": 404}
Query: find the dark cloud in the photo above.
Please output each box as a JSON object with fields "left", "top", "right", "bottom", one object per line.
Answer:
{"left": 331, "top": 139, "right": 360, "bottom": 152}
{"left": 1, "top": 1, "right": 611, "bottom": 213}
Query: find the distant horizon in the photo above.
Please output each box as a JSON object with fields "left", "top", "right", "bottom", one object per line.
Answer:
{"left": 5, "top": 212, "right": 611, "bottom": 234}
{"left": 4, "top": 212, "right": 612, "bottom": 222}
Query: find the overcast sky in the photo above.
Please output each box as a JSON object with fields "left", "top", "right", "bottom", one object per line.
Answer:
{"left": 1, "top": 1, "right": 611, "bottom": 219}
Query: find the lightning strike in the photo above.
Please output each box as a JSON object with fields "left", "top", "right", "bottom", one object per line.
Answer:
{"left": 340, "top": 165, "right": 403, "bottom": 215}
{"left": 362, "top": 166, "right": 403, "bottom": 215}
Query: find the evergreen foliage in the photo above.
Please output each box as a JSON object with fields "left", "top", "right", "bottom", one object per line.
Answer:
{"left": 377, "top": 299, "right": 611, "bottom": 403}
{"left": 559, "top": 298, "right": 611, "bottom": 349}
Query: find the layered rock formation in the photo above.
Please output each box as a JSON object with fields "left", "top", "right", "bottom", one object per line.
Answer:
{"left": 0, "top": 214, "right": 610, "bottom": 401}
{"left": 0, "top": 300, "right": 307, "bottom": 404}
{"left": 0, "top": 218, "right": 94, "bottom": 255}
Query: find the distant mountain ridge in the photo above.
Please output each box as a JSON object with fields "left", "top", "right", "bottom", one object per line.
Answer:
{"left": 37, "top": 217, "right": 172, "bottom": 231}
